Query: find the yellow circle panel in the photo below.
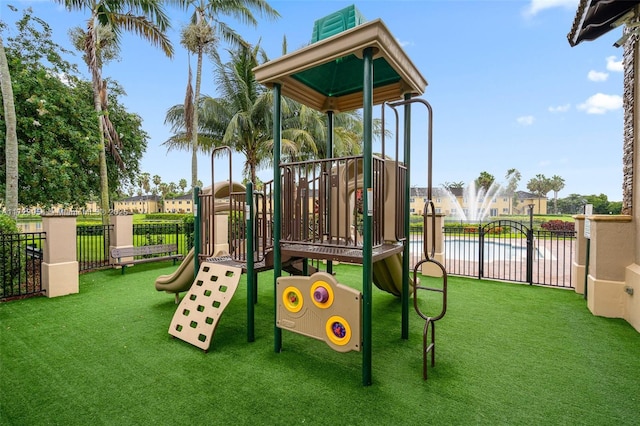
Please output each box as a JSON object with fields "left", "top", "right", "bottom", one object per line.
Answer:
{"left": 310, "top": 280, "right": 334, "bottom": 309}
{"left": 325, "top": 315, "right": 351, "bottom": 346}
{"left": 282, "top": 286, "right": 303, "bottom": 313}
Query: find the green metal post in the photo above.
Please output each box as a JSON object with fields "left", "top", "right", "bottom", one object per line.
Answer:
{"left": 193, "top": 186, "right": 201, "bottom": 275}
{"left": 362, "top": 47, "right": 374, "bottom": 386}
{"left": 402, "top": 93, "right": 411, "bottom": 339}
{"left": 273, "top": 83, "right": 283, "bottom": 352}
{"left": 246, "top": 182, "right": 255, "bottom": 342}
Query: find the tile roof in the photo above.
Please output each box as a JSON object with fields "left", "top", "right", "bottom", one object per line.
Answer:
{"left": 568, "top": 0, "right": 639, "bottom": 46}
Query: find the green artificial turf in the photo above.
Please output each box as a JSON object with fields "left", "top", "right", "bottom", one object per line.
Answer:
{"left": 1, "top": 262, "right": 639, "bottom": 425}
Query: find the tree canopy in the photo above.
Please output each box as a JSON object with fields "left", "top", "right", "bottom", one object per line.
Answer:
{"left": 0, "top": 9, "right": 148, "bottom": 209}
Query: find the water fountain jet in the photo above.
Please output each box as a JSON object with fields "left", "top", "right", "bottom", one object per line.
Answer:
{"left": 442, "top": 179, "right": 505, "bottom": 222}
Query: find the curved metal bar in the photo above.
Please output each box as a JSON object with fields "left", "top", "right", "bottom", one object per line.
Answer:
{"left": 423, "top": 200, "right": 437, "bottom": 260}
{"left": 412, "top": 257, "right": 448, "bottom": 380}
{"left": 412, "top": 258, "right": 447, "bottom": 323}
{"left": 211, "top": 145, "right": 233, "bottom": 199}
{"left": 387, "top": 98, "right": 433, "bottom": 199}
{"left": 384, "top": 101, "right": 406, "bottom": 242}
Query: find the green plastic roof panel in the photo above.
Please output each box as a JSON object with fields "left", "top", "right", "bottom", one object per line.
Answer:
{"left": 302, "top": 6, "right": 399, "bottom": 99}
{"left": 311, "top": 5, "right": 367, "bottom": 43}
{"left": 291, "top": 55, "right": 401, "bottom": 98}
{"left": 254, "top": 17, "right": 427, "bottom": 112}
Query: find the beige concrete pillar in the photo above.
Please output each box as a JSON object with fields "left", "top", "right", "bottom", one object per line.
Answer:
{"left": 41, "top": 215, "right": 78, "bottom": 297}
{"left": 109, "top": 214, "right": 133, "bottom": 265}
{"left": 422, "top": 214, "right": 445, "bottom": 277}
{"left": 623, "top": 264, "right": 640, "bottom": 333}
{"left": 572, "top": 215, "right": 587, "bottom": 294}
{"left": 587, "top": 215, "right": 633, "bottom": 318}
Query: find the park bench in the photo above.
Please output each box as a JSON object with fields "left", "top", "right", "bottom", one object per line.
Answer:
{"left": 25, "top": 245, "right": 43, "bottom": 260}
{"left": 110, "top": 244, "right": 183, "bottom": 274}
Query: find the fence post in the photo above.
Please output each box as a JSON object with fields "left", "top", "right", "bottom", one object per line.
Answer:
{"left": 42, "top": 215, "right": 78, "bottom": 297}
{"left": 109, "top": 214, "right": 133, "bottom": 266}
{"left": 526, "top": 228, "right": 534, "bottom": 285}
{"left": 572, "top": 215, "right": 587, "bottom": 294}
{"left": 478, "top": 225, "right": 484, "bottom": 279}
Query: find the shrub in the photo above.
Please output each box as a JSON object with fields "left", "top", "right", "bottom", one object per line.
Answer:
{"left": 540, "top": 220, "right": 575, "bottom": 234}
{"left": 183, "top": 215, "right": 195, "bottom": 250}
{"left": 0, "top": 215, "right": 20, "bottom": 234}
{"left": 0, "top": 215, "right": 22, "bottom": 297}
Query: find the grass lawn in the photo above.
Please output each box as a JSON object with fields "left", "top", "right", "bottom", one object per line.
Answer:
{"left": 1, "top": 262, "right": 639, "bottom": 425}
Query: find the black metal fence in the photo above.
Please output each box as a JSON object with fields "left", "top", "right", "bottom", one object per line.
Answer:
{"left": 2, "top": 222, "right": 196, "bottom": 300}
{"left": 77, "top": 225, "right": 113, "bottom": 273}
{"left": 77, "top": 222, "right": 194, "bottom": 273}
{"left": 1, "top": 232, "right": 46, "bottom": 300}
{"left": 132, "top": 222, "right": 193, "bottom": 254}
{"left": 408, "top": 220, "right": 575, "bottom": 288}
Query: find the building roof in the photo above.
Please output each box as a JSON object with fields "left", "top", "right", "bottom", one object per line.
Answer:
{"left": 516, "top": 190, "right": 539, "bottom": 200}
{"left": 117, "top": 195, "right": 160, "bottom": 202}
{"left": 165, "top": 193, "right": 192, "bottom": 201}
{"left": 568, "top": 0, "right": 640, "bottom": 46}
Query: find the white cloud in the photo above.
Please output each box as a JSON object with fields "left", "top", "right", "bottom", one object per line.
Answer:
{"left": 396, "top": 38, "right": 411, "bottom": 48}
{"left": 587, "top": 70, "right": 608, "bottom": 82}
{"left": 523, "top": 0, "right": 578, "bottom": 17}
{"left": 606, "top": 56, "right": 623, "bottom": 72}
{"left": 517, "top": 115, "right": 535, "bottom": 126}
{"left": 548, "top": 104, "right": 571, "bottom": 113}
{"left": 577, "top": 93, "right": 623, "bottom": 114}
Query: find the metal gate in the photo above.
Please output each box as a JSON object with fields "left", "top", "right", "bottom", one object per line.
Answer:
{"left": 443, "top": 220, "right": 574, "bottom": 288}
{"left": 1, "top": 232, "right": 45, "bottom": 300}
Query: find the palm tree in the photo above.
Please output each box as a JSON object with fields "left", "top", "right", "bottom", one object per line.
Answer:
{"left": 214, "top": 44, "right": 282, "bottom": 183}
{"left": 527, "top": 174, "right": 553, "bottom": 214}
{"left": 475, "top": 171, "right": 495, "bottom": 193}
{"left": 549, "top": 174, "right": 565, "bottom": 214}
{"left": 179, "top": 0, "right": 279, "bottom": 190}
{"left": 165, "top": 42, "right": 374, "bottom": 184}
{"left": 179, "top": 178, "right": 188, "bottom": 194}
{"left": 505, "top": 168, "right": 521, "bottom": 214}
{"left": 56, "top": 0, "right": 174, "bottom": 223}
{"left": 0, "top": 32, "right": 18, "bottom": 220}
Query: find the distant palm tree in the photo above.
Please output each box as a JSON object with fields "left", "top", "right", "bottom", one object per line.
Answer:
{"left": 527, "top": 174, "right": 553, "bottom": 214}
{"left": 505, "top": 168, "right": 521, "bottom": 214}
{"left": 179, "top": 0, "right": 279, "bottom": 190}
{"left": 475, "top": 171, "right": 495, "bottom": 192}
{"left": 549, "top": 174, "right": 565, "bottom": 214}
{"left": 56, "top": 0, "right": 174, "bottom": 223}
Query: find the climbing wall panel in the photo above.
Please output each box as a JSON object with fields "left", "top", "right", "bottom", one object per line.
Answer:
{"left": 277, "top": 272, "right": 362, "bottom": 353}
{"left": 168, "top": 262, "right": 242, "bottom": 351}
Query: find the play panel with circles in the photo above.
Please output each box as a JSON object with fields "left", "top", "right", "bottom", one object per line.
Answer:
{"left": 276, "top": 272, "right": 362, "bottom": 353}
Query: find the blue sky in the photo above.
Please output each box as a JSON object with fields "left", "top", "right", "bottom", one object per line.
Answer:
{"left": 2, "top": 0, "right": 627, "bottom": 200}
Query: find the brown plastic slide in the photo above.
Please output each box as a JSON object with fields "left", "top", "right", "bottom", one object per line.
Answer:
{"left": 372, "top": 253, "right": 403, "bottom": 296}
{"left": 372, "top": 252, "right": 417, "bottom": 296}
{"left": 155, "top": 248, "right": 195, "bottom": 303}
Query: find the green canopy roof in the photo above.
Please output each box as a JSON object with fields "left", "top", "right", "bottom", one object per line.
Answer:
{"left": 254, "top": 18, "right": 427, "bottom": 112}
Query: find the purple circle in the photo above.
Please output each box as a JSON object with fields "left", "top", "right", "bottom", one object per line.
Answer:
{"left": 314, "top": 286, "right": 329, "bottom": 303}
{"left": 332, "top": 322, "right": 346, "bottom": 338}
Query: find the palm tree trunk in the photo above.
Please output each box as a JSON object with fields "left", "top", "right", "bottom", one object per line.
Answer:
{"left": 86, "top": 21, "right": 110, "bottom": 226}
{"left": 0, "top": 36, "right": 18, "bottom": 220}
{"left": 191, "top": 47, "right": 203, "bottom": 190}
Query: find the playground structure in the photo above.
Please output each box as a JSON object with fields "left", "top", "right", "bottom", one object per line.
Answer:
{"left": 159, "top": 5, "right": 448, "bottom": 385}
